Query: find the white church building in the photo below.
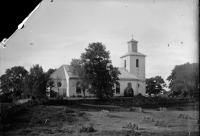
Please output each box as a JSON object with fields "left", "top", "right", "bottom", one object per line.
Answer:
{"left": 50, "top": 38, "right": 146, "bottom": 97}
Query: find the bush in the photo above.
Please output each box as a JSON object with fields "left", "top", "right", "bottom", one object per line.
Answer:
{"left": 56, "top": 93, "right": 62, "bottom": 99}
{"left": 143, "top": 116, "right": 155, "bottom": 122}
{"left": 79, "top": 124, "right": 95, "bottom": 133}
{"left": 137, "top": 93, "right": 142, "bottom": 97}
{"left": 26, "top": 100, "right": 33, "bottom": 107}
{"left": 39, "top": 98, "right": 48, "bottom": 104}
{"left": 129, "top": 107, "right": 143, "bottom": 112}
{"left": 76, "top": 111, "right": 85, "bottom": 116}
{"left": 124, "top": 122, "right": 139, "bottom": 130}
{"left": 12, "top": 96, "right": 21, "bottom": 103}
{"left": 0, "top": 92, "right": 14, "bottom": 103}
{"left": 33, "top": 99, "right": 40, "bottom": 105}
{"left": 63, "top": 107, "right": 75, "bottom": 113}
{"left": 155, "top": 120, "right": 168, "bottom": 127}
{"left": 157, "top": 107, "right": 167, "bottom": 111}
{"left": 175, "top": 106, "right": 184, "bottom": 111}
{"left": 177, "top": 114, "right": 192, "bottom": 119}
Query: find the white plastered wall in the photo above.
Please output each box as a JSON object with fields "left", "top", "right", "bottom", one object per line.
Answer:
{"left": 51, "top": 79, "right": 67, "bottom": 97}
{"left": 63, "top": 66, "right": 70, "bottom": 97}
{"left": 138, "top": 81, "right": 146, "bottom": 95}
{"left": 51, "top": 65, "right": 68, "bottom": 97}
{"left": 130, "top": 56, "right": 145, "bottom": 81}
{"left": 120, "top": 56, "right": 130, "bottom": 72}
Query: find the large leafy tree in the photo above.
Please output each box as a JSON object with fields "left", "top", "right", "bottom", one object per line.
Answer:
{"left": 80, "top": 42, "right": 120, "bottom": 99}
{"left": 0, "top": 66, "right": 28, "bottom": 98}
{"left": 167, "top": 62, "right": 199, "bottom": 97}
{"left": 146, "top": 76, "right": 166, "bottom": 96}
{"left": 23, "top": 64, "right": 44, "bottom": 98}
{"left": 46, "top": 68, "right": 56, "bottom": 92}
{"left": 69, "top": 58, "right": 90, "bottom": 100}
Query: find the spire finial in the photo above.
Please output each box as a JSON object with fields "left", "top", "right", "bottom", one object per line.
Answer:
{"left": 132, "top": 34, "right": 133, "bottom": 39}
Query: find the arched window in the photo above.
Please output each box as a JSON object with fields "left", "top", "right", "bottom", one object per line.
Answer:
{"left": 76, "top": 81, "right": 81, "bottom": 94}
{"left": 136, "top": 59, "right": 139, "bottom": 67}
{"left": 116, "top": 82, "right": 120, "bottom": 94}
{"left": 124, "top": 60, "right": 126, "bottom": 68}
{"left": 127, "top": 82, "right": 132, "bottom": 87}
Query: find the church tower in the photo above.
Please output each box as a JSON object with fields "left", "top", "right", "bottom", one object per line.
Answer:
{"left": 120, "top": 38, "right": 146, "bottom": 95}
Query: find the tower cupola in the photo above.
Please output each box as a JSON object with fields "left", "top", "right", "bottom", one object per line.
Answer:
{"left": 128, "top": 38, "right": 138, "bottom": 52}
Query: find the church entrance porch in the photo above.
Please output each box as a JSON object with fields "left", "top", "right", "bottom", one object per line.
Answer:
{"left": 124, "top": 82, "right": 134, "bottom": 97}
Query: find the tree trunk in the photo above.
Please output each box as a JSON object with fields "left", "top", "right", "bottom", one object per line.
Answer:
{"left": 192, "top": 88, "right": 194, "bottom": 98}
{"left": 83, "top": 89, "right": 86, "bottom": 101}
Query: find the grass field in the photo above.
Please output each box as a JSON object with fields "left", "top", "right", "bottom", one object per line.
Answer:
{"left": 0, "top": 102, "right": 199, "bottom": 136}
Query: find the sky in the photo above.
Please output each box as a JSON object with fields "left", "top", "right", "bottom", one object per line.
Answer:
{"left": 0, "top": 0, "right": 199, "bottom": 88}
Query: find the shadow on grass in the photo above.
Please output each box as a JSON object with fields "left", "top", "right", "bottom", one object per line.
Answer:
{"left": 0, "top": 107, "right": 31, "bottom": 134}
{"left": 108, "top": 115, "right": 125, "bottom": 119}
{"left": 142, "top": 111, "right": 153, "bottom": 114}
{"left": 0, "top": 104, "right": 88, "bottom": 135}
{"left": 69, "top": 104, "right": 118, "bottom": 112}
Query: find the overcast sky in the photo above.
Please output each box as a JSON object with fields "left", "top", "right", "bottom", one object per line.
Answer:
{"left": 0, "top": 0, "right": 198, "bottom": 88}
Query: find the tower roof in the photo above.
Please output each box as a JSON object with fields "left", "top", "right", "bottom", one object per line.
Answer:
{"left": 118, "top": 68, "right": 138, "bottom": 80}
{"left": 120, "top": 51, "right": 146, "bottom": 58}
{"left": 127, "top": 38, "right": 138, "bottom": 43}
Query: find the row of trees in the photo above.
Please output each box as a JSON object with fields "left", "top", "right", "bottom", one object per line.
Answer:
{"left": 0, "top": 42, "right": 198, "bottom": 100}
{"left": 0, "top": 42, "right": 121, "bottom": 100}
{"left": 146, "top": 63, "right": 199, "bottom": 98}
{"left": 0, "top": 64, "right": 56, "bottom": 101}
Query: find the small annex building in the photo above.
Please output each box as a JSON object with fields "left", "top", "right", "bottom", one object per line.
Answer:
{"left": 50, "top": 38, "right": 146, "bottom": 97}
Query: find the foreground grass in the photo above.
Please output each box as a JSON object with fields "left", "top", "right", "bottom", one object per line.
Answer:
{"left": 0, "top": 103, "right": 199, "bottom": 136}
{"left": 0, "top": 105, "right": 89, "bottom": 136}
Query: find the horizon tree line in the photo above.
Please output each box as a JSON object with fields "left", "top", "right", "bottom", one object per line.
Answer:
{"left": 0, "top": 43, "right": 199, "bottom": 100}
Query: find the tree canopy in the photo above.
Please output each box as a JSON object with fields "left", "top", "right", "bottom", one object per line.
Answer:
{"left": 167, "top": 62, "right": 199, "bottom": 97}
{"left": 23, "top": 66, "right": 56, "bottom": 99}
{"left": 0, "top": 66, "right": 28, "bottom": 97}
{"left": 70, "top": 42, "right": 121, "bottom": 99}
{"left": 23, "top": 64, "right": 44, "bottom": 97}
{"left": 0, "top": 64, "right": 57, "bottom": 101}
{"left": 146, "top": 76, "right": 166, "bottom": 96}
{"left": 46, "top": 68, "right": 56, "bottom": 91}
{"left": 69, "top": 58, "right": 89, "bottom": 100}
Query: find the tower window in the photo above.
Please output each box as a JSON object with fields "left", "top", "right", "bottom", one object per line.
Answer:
{"left": 136, "top": 59, "right": 139, "bottom": 67}
{"left": 124, "top": 60, "right": 126, "bottom": 68}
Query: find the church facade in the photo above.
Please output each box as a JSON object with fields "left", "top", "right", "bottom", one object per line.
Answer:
{"left": 50, "top": 38, "right": 146, "bottom": 97}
